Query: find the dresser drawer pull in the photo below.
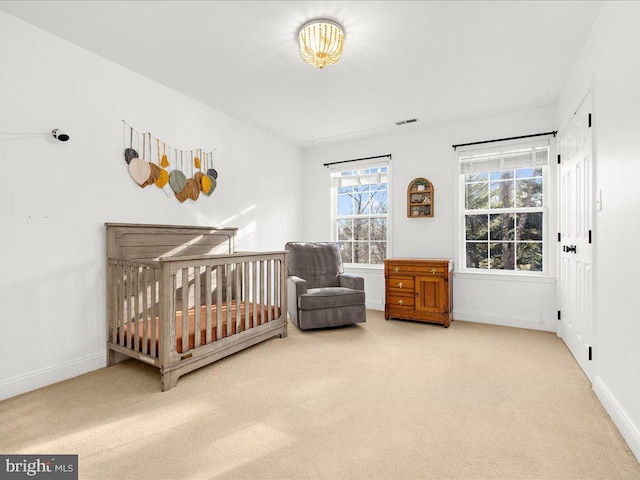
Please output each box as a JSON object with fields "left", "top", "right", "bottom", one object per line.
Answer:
{"left": 397, "top": 299, "right": 404, "bottom": 305}
{"left": 393, "top": 267, "right": 400, "bottom": 273}
{"left": 430, "top": 268, "right": 437, "bottom": 274}
{"left": 397, "top": 282, "right": 404, "bottom": 288}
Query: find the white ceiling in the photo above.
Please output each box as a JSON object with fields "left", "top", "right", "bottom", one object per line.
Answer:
{"left": 0, "top": 1, "right": 602, "bottom": 146}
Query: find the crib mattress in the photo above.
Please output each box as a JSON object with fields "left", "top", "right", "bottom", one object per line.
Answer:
{"left": 117, "top": 302, "right": 280, "bottom": 355}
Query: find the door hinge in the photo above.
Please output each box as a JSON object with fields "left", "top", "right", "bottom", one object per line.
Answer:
{"left": 588, "top": 113, "right": 592, "bottom": 128}
{"left": 588, "top": 230, "right": 592, "bottom": 244}
{"left": 557, "top": 310, "right": 561, "bottom": 321}
{"left": 588, "top": 346, "right": 593, "bottom": 361}
{"left": 557, "top": 154, "right": 561, "bottom": 164}
{"left": 557, "top": 232, "right": 561, "bottom": 242}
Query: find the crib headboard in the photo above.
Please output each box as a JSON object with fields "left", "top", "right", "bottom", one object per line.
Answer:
{"left": 106, "top": 223, "right": 238, "bottom": 261}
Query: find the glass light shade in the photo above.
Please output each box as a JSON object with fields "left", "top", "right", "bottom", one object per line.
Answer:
{"left": 297, "top": 19, "right": 345, "bottom": 69}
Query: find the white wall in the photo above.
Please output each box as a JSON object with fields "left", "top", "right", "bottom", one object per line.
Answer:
{"left": 0, "top": 12, "right": 303, "bottom": 400}
{"left": 301, "top": 106, "right": 558, "bottom": 330}
{"left": 557, "top": 1, "right": 640, "bottom": 461}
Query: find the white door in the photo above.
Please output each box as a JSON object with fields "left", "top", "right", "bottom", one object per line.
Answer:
{"left": 558, "top": 93, "right": 594, "bottom": 381}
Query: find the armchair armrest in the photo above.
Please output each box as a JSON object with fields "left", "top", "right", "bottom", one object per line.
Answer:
{"left": 339, "top": 273, "right": 364, "bottom": 290}
{"left": 287, "top": 275, "right": 308, "bottom": 298}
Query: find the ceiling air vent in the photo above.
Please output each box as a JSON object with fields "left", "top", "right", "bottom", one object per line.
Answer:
{"left": 395, "top": 118, "right": 418, "bottom": 126}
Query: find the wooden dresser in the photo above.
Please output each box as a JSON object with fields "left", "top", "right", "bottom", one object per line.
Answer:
{"left": 384, "top": 258, "right": 453, "bottom": 327}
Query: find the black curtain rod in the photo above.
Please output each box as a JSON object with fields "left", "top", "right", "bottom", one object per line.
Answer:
{"left": 323, "top": 154, "right": 392, "bottom": 167}
{"left": 452, "top": 131, "right": 557, "bottom": 151}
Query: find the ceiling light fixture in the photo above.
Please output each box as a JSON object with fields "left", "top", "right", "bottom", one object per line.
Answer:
{"left": 297, "top": 18, "right": 345, "bottom": 69}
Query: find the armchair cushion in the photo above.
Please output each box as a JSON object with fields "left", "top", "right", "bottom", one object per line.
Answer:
{"left": 285, "top": 242, "right": 342, "bottom": 289}
{"left": 299, "top": 287, "right": 366, "bottom": 311}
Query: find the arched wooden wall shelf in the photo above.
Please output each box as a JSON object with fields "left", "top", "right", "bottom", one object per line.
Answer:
{"left": 407, "top": 177, "right": 434, "bottom": 217}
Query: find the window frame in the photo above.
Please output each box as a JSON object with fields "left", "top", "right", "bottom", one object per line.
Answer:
{"left": 330, "top": 160, "right": 390, "bottom": 268}
{"left": 456, "top": 138, "right": 553, "bottom": 276}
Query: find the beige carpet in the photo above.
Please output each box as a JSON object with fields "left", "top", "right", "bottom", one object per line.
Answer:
{"left": 1, "top": 312, "right": 639, "bottom": 480}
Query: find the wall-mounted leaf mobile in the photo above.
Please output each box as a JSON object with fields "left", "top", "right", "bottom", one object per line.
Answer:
{"left": 122, "top": 120, "right": 218, "bottom": 203}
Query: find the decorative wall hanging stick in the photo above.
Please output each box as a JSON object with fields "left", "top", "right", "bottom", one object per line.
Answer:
{"left": 154, "top": 137, "right": 169, "bottom": 188}
{"left": 161, "top": 141, "right": 169, "bottom": 167}
{"left": 194, "top": 148, "right": 201, "bottom": 169}
{"left": 207, "top": 150, "right": 218, "bottom": 179}
{"left": 142, "top": 133, "right": 160, "bottom": 187}
{"left": 128, "top": 130, "right": 151, "bottom": 187}
{"left": 124, "top": 126, "right": 138, "bottom": 164}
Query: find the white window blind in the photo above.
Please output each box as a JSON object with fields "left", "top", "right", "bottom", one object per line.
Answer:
{"left": 330, "top": 159, "right": 389, "bottom": 187}
{"left": 459, "top": 139, "right": 550, "bottom": 174}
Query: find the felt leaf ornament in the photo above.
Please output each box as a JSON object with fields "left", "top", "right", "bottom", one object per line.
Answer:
{"left": 194, "top": 150, "right": 201, "bottom": 169}
{"left": 154, "top": 168, "right": 169, "bottom": 188}
{"left": 185, "top": 178, "right": 200, "bottom": 201}
{"left": 169, "top": 170, "right": 187, "bottom": 193}
{"left": 206, "top": 168, "right": 218, "bottom": 180}
{"left": 201, "top": 174, "right": 215, "bottom": 196}
{"left": 141, "top": 162, "right": 161, "bottom": 188}
{"left": 129, "top": 157, "right": 151, "bottom": 187}
{"left": 175, "top": 188, "right": 189, "bottom": 203}
{"left": 160, "top": 142, "right": 169, "bottom": 168}
{"left": 124, "top": 148, "right": 138, "bottom": 164}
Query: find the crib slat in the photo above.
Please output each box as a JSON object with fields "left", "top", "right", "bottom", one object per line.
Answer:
{"left": 275, "top": 259, "right": 280, "bottom": 311}
{"left": 169, "top": 273, "right": 177, "bottom": 353}
{"left": 115, "top": 264, "right": 123, "bottom": 344}
{"left": 243, "top": 262, "right": 250, "bottom": 331}
{"left": 216, "top": 266, "right": 223, "bottom": 340}
{"left": 182, "top": 268, "right": 189, "bottom": 353}
{"left": 205, "top": 266, "right": 212, "bottom": 344}
{"left": 267, "top": 260, "right": 273, "bottom": 322}
{"left": 260, "top": 261, "right": 267, "bottom": 325}
{"left": 226, "top": 264, "right": 233, "bottom": 337}
{"left": 134, "top": 267, "right": 141, "bottom": 352}
{"left": 235, "top": 262, "right": 242, "bottom": 332}
{"left": 142, "top": 267, "right": 148, "bottom": 355}
{"left": 150, "top": 268, "right": 157, "bottom": 358}
{"left": 120, "top": 266, "right": 131, "bottom": 347}
{"left": 194, "top": 266, "right": 201, "bottom": 348}
{"left": 253, "top": 261, "right": 258, "bottom": 327}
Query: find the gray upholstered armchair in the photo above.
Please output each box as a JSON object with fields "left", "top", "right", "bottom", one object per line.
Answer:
{"left": 285, "top": 242, "right": 366, "bottom": 330}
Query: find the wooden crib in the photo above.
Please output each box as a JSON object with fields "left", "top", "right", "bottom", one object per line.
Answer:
{"left": 106, "top": 223, "right": 287, "bottom": 391}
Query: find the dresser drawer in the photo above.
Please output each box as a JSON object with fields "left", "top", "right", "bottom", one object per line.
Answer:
{"left": 387, "top": 275, "right": 414, "bottom": 291}
{"left": 387, "top": 263, "right": 448, "bottom": 276}
{"left": 387, "top": 293, "right": 415, "bottom": 308}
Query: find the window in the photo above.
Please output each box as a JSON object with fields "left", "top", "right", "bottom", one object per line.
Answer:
{"left": 459, "top": 140, "right": 550, "bottom": 273}
{"left": 331, "top": 162, "right": 389, "bottom": 265}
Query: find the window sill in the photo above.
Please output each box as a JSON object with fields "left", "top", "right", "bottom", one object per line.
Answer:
{"left": 344, "top": 264, "right": 385, "bottom": 272}
{"left": 454, "top": 271, "right": 557, "bottom": 284}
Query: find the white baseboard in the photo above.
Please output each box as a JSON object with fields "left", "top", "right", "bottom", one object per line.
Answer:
{"left": 0, "top": 352, "right": 106, "bottom": 401}
{"left": 366, "top": 300, "right": 384, "bottom": 311}
{"left": 453, "top": 309, "right": 557, "bottom": 332}
{"left": 593, "top": 375, "right": 640, "bottom": 462}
